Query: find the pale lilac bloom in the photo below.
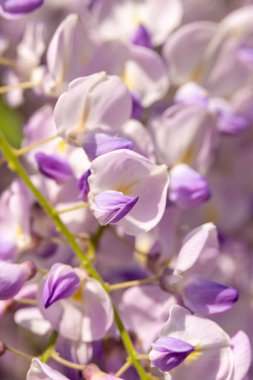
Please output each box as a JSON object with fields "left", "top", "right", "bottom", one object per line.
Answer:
{"left": 26, "top": 358, "right": 69, "bottom": 380}
{"left": 43, "top": 264, "right": 80, "bottom": 308}
{"left": 36, "top": 14, "right": 93, "bottom": 97}
{"left": 88, "top": 149, "right": 169, "bottom": 235}
{"left": 148, "top": 103, "right": 215, "bottom": 168}
{"left": 0, "top": 180, "right": 33, "bottom": 254}
{"left": 169, "top": 164, "right": 211, "bottom": 209}
{"left": 163, "top": 21, "right": 216, "bottom": 85}
{"left": 38, "top": 269, "right": 114, "bottom": 342}
{"left": 83, "top": 41, "right": 169, "bottom": 106}
{"left": 175, "top": 83, "right": 249, "bottom": 136}
{"left": 149, "top": 305, "right": 247, "bottom": 380}
{"left": 0, "top": 260, "right": 36, "bottom": 300}
{"left": 54, "top": 73, "right": 132, "bottom": 145}
{"left": 161, "top": 223, "right": 238, "bottom": 314}
{"left": 87, "top": 0, "right": 183, "bottom": 46}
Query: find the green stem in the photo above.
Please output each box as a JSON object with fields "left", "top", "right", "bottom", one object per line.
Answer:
{"left": 6, "top": 346, "right": 33, "bottom": 361}
{"left": 40, "top": 331, "right": 58, "bottom": 363}
{"left": 0, "top": 134, "right": 149, "bottom": 380}
{"left": 109, "top": 276, "right": 160, "bottom": 292}
{"left": 52, "top": 351, "right": 85, "bottom": 370}
{"left": 57, "top": 203, "right": 89, "bottom": 215}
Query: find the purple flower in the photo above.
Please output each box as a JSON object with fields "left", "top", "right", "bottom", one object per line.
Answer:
{"left": 0, "top": 260, "right": 36, "bottom": 300}
{"left": 130, "top": 93, "right": 144, "bottom": 120}
{"left": 77, "top": 170, "right": 91, "bottom": 201}
{"left": 83, "top": 132, "right": 133, "bottom": 161}
{"left": 131, "top": 24, "right": 153, "bottom": 49}
{"left": 35, "top": 152, "right": 73, "bottom": 184}
{"left": 150, "top": 336, "right": 194, "bottom": 372}
{"left": 182, "top": 276, "right": 239, "bottom": 314}
{"left": 169, "top": 164, "right": 211, "bottom": 209}
{"left": 43, "top": 264, "right": 80, "bottom": 308}
{"left": 91, "top": 190, "right": 139, "bottom": 225}
{"left": 0, "top": 0, "right": 43, "bottom": 18}
{"left": 216, "top": 110, "right": 249, "bottom": 135}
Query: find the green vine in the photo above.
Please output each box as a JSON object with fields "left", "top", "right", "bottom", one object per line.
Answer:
{"left": 0, "top": 133, "right": 149, "bottom": 380}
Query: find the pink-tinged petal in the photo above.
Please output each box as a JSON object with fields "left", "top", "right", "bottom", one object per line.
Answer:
{"left": 174, "top": 223, "right": 218, "bottom": 275}
{"left": 26, "top": 358, "right": 69, "bottom": 380}
{"left": 163, "top": 21, "right": 216, "bottom": 85}
{"left": 88, "top": 149, "right": 169, "bottom": 235}
{"left": 54, "top": 73, "right": 132, "bottom": 145}
{"left": 43, "top": 264, "right": 80, "bottom": 308}
{"left": 169, "top": 164, "right": 211, "bottom": 209}
{"left": 0, "top": 260, "right": 36, "bottom": 300}
{"left": 91, "top": 190, "right": 139, "bottom": 225}
{"left": 182, "top": 276, "right": 238, "bottom": 314}
{"left": 231, "top": 331, "right": 251, "bottom": 380}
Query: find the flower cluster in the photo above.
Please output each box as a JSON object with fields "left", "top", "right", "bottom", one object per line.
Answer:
{"left": 0, "top": 1, "right": 253, "bottom": 379}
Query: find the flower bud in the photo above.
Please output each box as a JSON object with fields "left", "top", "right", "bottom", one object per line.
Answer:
{"left": 150, "top": 336, "right": 194, "bottom": 372}
{"left": 35, "top": 152, "right": 73, "bottom": 184}
{"left": 0, "top": 260, "right": 36, "bottom": 300}
{"left": 91, "top": 190, "right": 139, "bottom": 225}
{"left": 43, "top": 264, "right": 80, "bottom": 308}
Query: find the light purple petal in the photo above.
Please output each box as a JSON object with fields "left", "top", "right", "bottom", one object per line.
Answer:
{"left": 35, "top": 152, "right": 73, "bottom": 184}
{"left": 91, "top": 190, "right": 139, "bottom": 225}
{"left": 0, "top": 0, "right": 43, "bottom": 17}
{"left": 83, "top": 132, "right": 133, "bottom": 161}
{"left": 77, "top": 170, "right": 91, "bottom": 201}
{"left": 0, "top": 260, "right": 36, "bottom": 300}
{"left": 131, "top": 24, "right": 153, "bottom": 49}
{"left": 169, "top": 164, "right": 211, "bottom": 209}
{"left": 231, "top": 331, "right": 251, "bottom": 380}
{"left": 43, "top": 264, "right": 80, "bottom": 308}
{"left": 216, "top": 110, "right": 249, "bottom": 135}
{"left": 150, "top": 336, "right": 194, "bottom": 371}
{"left": 182, "top": 276, "right": 239, "bottom": 314}
{"left": 174, "top": 223, "right": 219, "bottom": 275}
